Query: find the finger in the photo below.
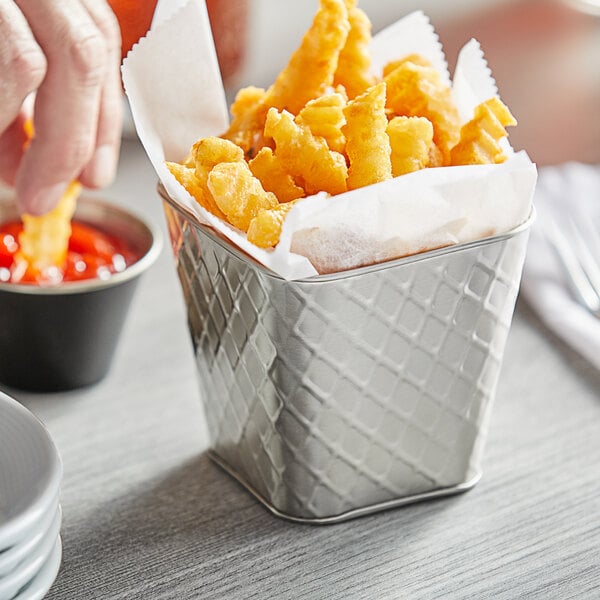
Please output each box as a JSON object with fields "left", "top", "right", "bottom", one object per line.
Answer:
{"left": 0, "top": 0, "right": 47, "bottom": 135}
{"left": 14, "top": 0, "right": 108, "bottom": 215}
{"left": 79, "top": 0, "right": 123, "bottom": 189}
{"left": 0, "top": 112, "right": 29, "bottom": 187}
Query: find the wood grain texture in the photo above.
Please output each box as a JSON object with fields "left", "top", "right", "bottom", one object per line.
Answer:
{"left": 4, "top": 140, "right": 599, "bottom": 600}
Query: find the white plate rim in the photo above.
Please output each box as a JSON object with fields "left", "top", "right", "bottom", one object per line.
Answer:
{"left": 0, "top": 496, "right": 60, "bottom": 577}
{"left": 0, "top": 505, "right": 62, "bottom": 600}
{"left": 11, "top": 536, "right": 62, "bottom": 600}
{"left": 0, "top": 392, "right": 62, "bottom": 551}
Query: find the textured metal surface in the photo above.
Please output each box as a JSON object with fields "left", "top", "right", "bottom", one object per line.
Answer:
{"left": 208, "top": 450, "right": 482, "bottom": 524}
{"left": 163, "top": 195, "right": 531, "bottom": 521}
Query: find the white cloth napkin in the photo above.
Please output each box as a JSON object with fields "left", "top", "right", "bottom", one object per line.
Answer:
{"left": 521, "top": 161, "right": 600, "bottom": 369}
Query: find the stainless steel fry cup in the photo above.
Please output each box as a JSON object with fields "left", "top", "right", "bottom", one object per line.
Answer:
{"left": 161, "top": 186, "right": 532, "bottom": 523}
{"left": 0, "top": 196, "right": 161, "bottom": 392}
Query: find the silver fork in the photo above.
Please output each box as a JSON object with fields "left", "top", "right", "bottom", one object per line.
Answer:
{"left": 542, "top": 210, "right": 600, "bottom": 319}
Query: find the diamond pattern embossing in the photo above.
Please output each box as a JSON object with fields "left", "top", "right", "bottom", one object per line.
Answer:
{"left": 164, "top": 200, "right": 531, "bottom": 521}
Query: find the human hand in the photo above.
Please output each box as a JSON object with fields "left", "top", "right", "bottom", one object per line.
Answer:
{"left": 0, "top": 0, "right": 123, "bottom": 215}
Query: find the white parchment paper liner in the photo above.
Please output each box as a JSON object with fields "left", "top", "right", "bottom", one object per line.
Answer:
{"left": 123, "top": 0, "right": 537, "bottom": 280}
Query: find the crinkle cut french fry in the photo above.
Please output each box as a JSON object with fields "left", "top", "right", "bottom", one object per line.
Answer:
{"left": 333, "top": 0, "right": 376, "bottom": 99}
{"left": 17, "top": 181, "right": 81, "bottom": 273}
{"left": 15, "top": 119, "right": 80, "bottom": 278}
{"left": 221, "top": 86, "right": 268, "bottom": 157}
{"left": 193, "top": 136, "right": 245, "bottom": 182}
{"left": 166, "top": 161, "right": 226, "bottom": 220}
{"left": 167, "top": 137, "right": 244, "bottom": 219}
{"left": 382, "top": 54, "right": 433, "bottom": 78}
{"left": 387, "top": 116, "right": 434, "bottom": 176}
{"left": 249, "top": 147, "right": 305, "bottom": 203}
{"left": 385, "top": 58, "right": 460, "bottom": 165}
{"left": 450, "top": 97, "right": 517, "bottom": 165}
{"left": 264, "top": 0, "right": 350, "bottom": 114}
{"left": 247, "top": 199, "right": 300, "bottom": 248}
{"left": 296, "top": 92, "right": 347, "bottom": 154}
{"left": 223, "top": 0, "right": 350, "bottom": 158}
{"left": 343, "top": 82, "right": 391, "bottom": 190}
{"left": 207, "top": 161, "right": 278, "bottom": 231}
{"left": 264, "top": 107, "right": 348, "bottom": 196}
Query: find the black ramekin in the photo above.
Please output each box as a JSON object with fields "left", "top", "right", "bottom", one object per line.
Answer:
{"left": 0, "top": 196, "right": 162, "bottom": 392}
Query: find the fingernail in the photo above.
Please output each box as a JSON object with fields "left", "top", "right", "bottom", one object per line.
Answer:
{"left": 86, "top": 145, "right": 117, "bottom": 188}
{"left": 19, "top": 182, "right": 68, "bottom": 216}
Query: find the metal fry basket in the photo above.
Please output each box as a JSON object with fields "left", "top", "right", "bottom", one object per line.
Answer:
{"left": 161, "top": 186, "right": 532, "bottom": 523}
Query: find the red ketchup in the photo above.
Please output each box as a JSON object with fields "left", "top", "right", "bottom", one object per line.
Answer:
{"left": 0, "top": 221, "right": 139, "bottom": 285}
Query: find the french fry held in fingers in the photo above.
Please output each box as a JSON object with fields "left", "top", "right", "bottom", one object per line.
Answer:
{"left": 11, "top": 120, "right": 81, "bottom": 284}
{"left": 13, "top": 181, "right": 81, "bottom": 283}
{"left": 165, "top": 0, "right": 518, "bottom": 252}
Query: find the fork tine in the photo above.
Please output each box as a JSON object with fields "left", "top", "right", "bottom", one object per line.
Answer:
{"left": 542, "top": 215, "right": 600, "bottom": 317}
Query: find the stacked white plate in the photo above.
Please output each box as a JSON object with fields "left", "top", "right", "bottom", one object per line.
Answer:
{"left": 0, "top": 392, "right": 62, "bottom": 600}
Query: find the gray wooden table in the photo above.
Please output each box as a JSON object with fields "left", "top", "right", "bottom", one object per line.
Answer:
{"left": 4, "top": 139, "right": 599, "bottom": 599}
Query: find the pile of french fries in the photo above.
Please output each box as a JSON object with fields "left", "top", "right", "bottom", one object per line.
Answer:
{"left": 167, "top": 0, "right": 516, "bottom": 250}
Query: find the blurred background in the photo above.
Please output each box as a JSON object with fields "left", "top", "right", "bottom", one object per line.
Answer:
{"left": 216, "top": 0, "right": 600, "bottom": 167}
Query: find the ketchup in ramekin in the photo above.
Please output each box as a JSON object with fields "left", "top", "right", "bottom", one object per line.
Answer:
{"left": 0, "top": 220, "right": 139, "bottom": 285}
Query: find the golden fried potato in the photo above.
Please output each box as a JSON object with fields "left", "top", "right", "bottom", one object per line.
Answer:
{"left": 164, "top": 3, "right": 520, "bottom": 256}
{"left": 207, "top": 161, "right": 278, "bottom": 231}
{"left": 182, "top": 152, "right": 195, "bottom": 168}
{"left": 382, "top": 54, "right": 433, "bottom": 78}
{"left": 249, "top": 147, "right": 305, "bottom": 203}
{"left": 450, "top": 97, "right": 517, "bottom": 165}
{"left": 193, "top": 136, "right": 245, "bottom": 182}
{"left": 173, "top": 136, "right": 245, "bottom": 218}
{"left": 265, "top": 107, "right": 348, "bottom": 196}
{"left": 166, "top": 161, "right": 226, "bottom": 220}
{"left": 387, "top": 116, "right": 434, "bottom": 176}
{"left": 296, "top": 92, "right": 347, "bottom": 154}
{"left": 221, "top": 86, "right": 269, "bottom": 157}
{"left": 193, "top": 137, "right": 246, "bottom": 216}
{"left": 223, "top": 0, "right": 350, "bottom": 158}
{"left": 230, "top": 86, "right": 265, "bottom": 120}
{"left": 428, "top": 143, "right": 444, "bottom": 168}
{"left": 18, "top": 181, "right": 80, "bottom": 273}
{"left": 342, "top": 82, "right": 391, "bottom": 189}
{"left": 14, "top": 119, "right": 80, "bottom": 276}
{"left": 264, "top": 0, "right": 350, "bottom": 115}
{"left": 385, "top": 58, "right": 460, "bottom": 165}
{"left": 333, "top": 0, "right": 376, "bottom": 99}
{"left": 247, "top": 199, "right": 301, "bottom": 248}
